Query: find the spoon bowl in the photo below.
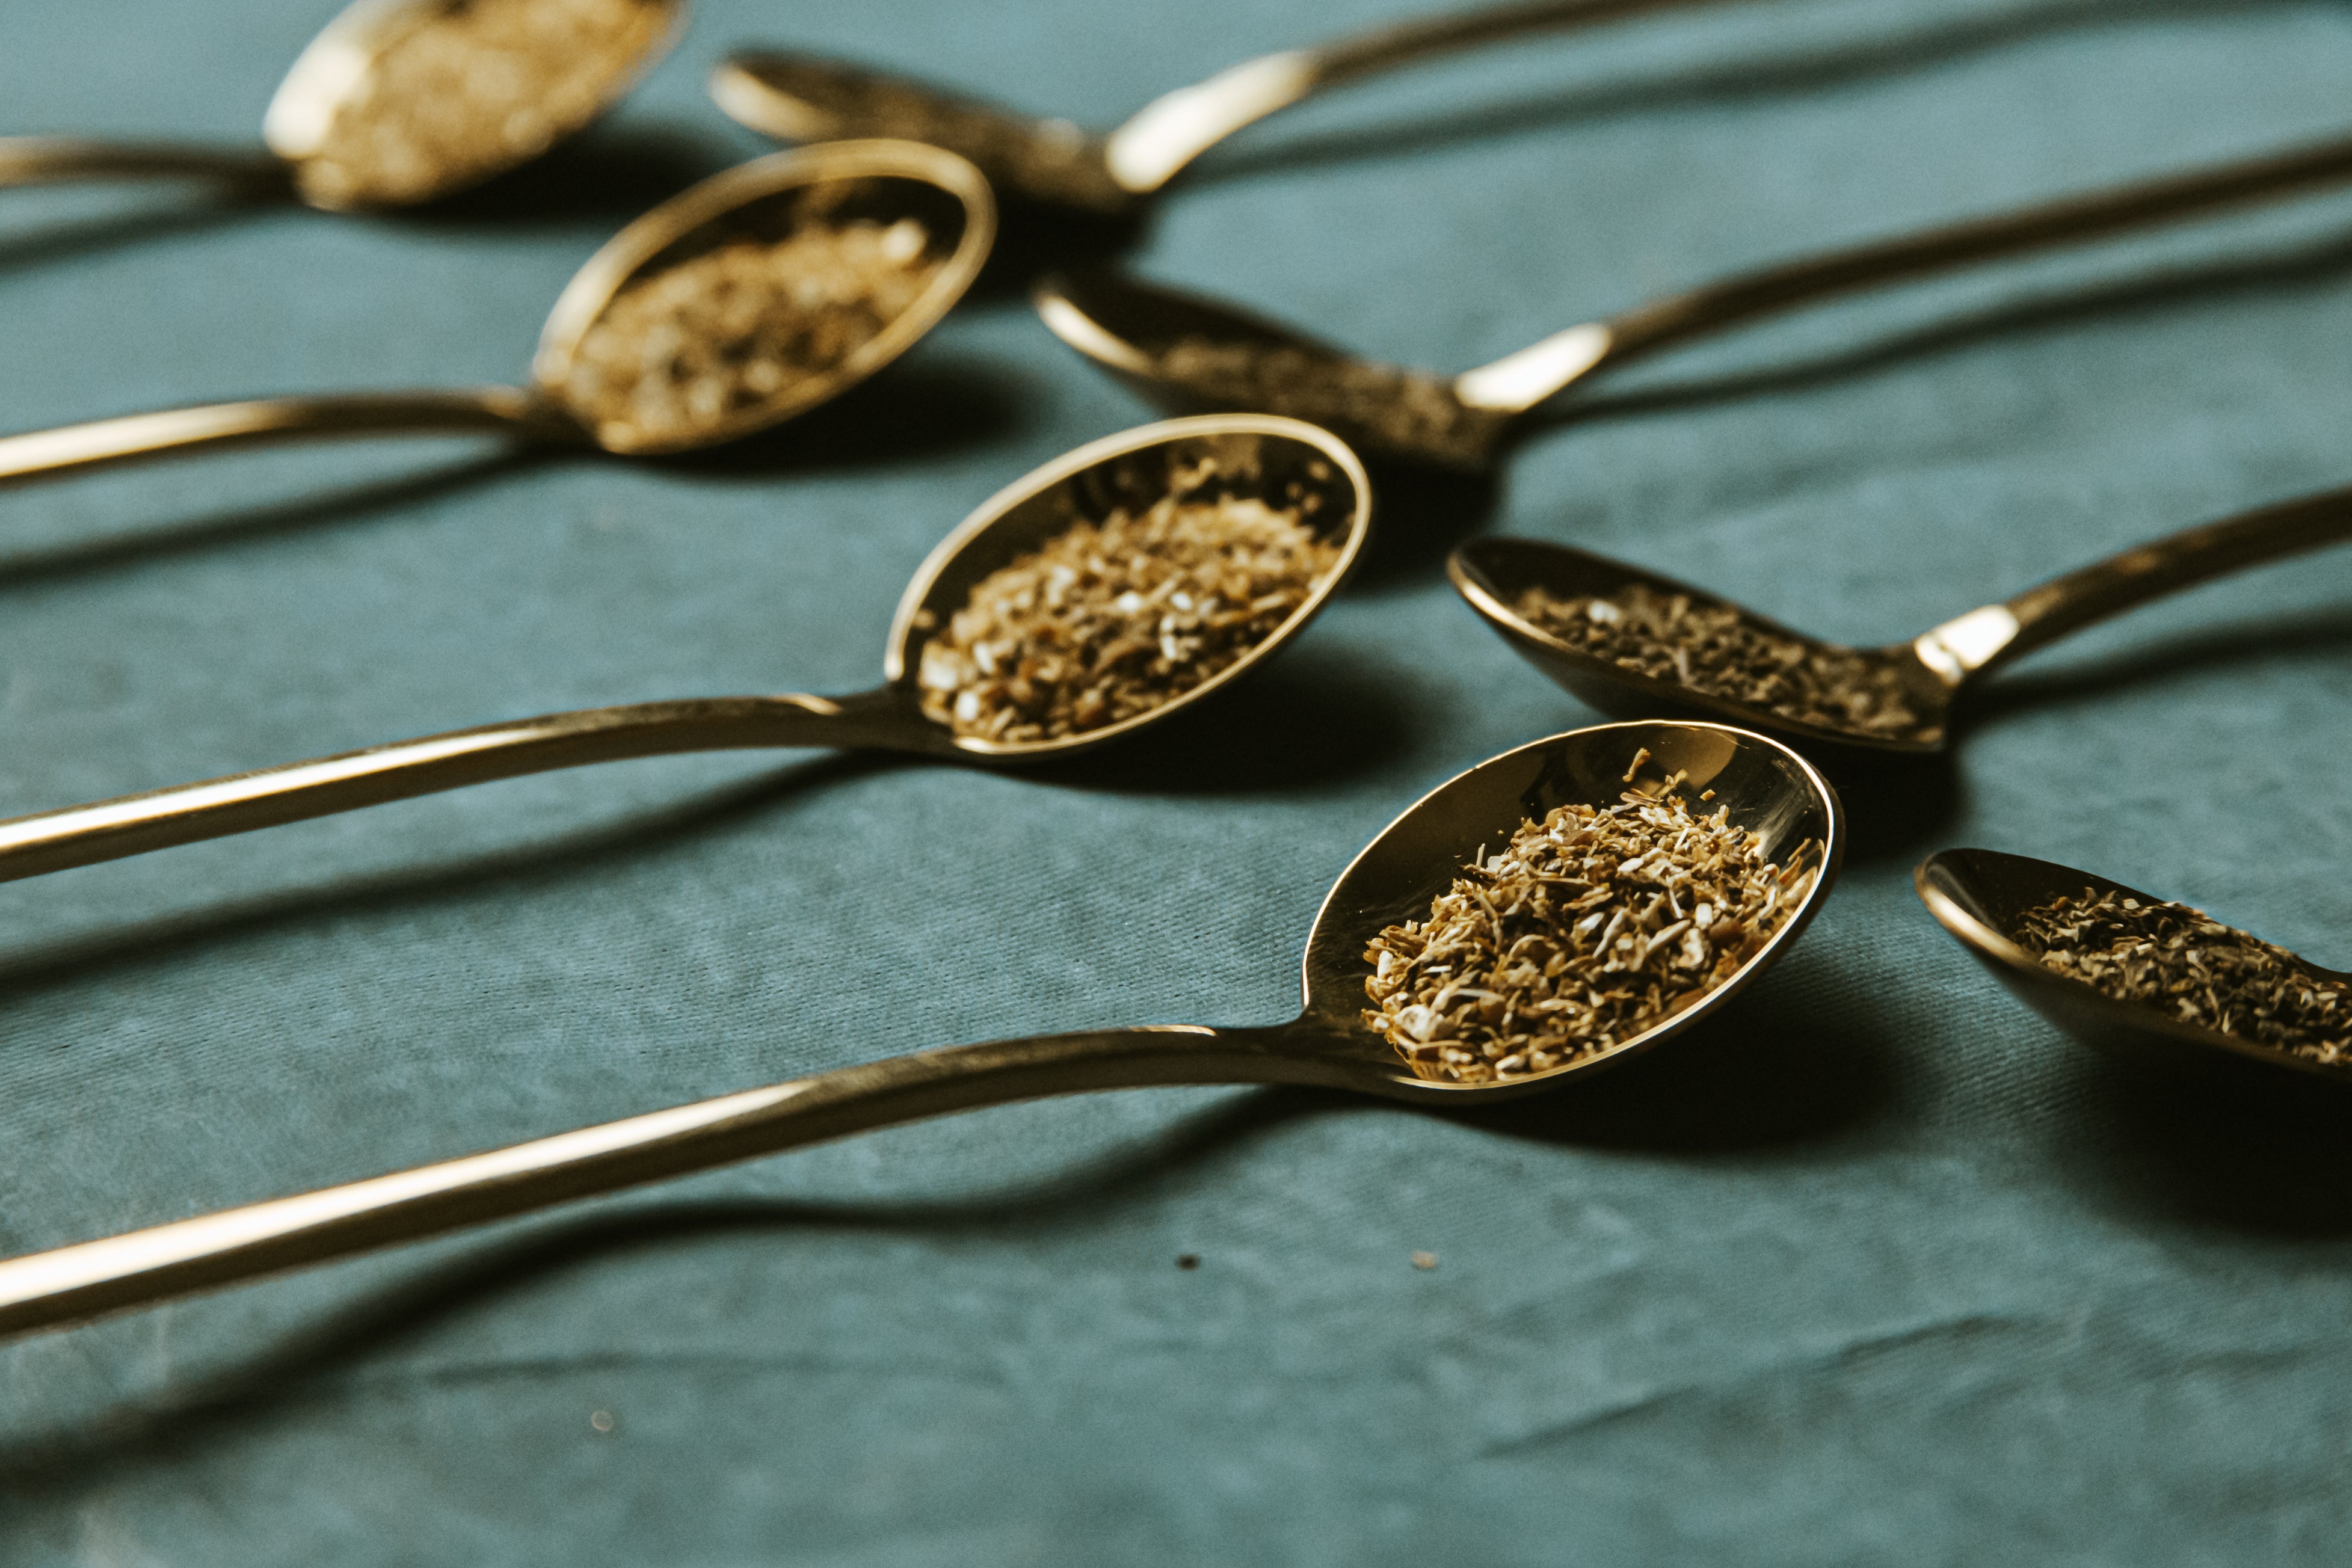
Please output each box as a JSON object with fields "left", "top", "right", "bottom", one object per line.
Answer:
{"left": 0, "top": 140, "right": 996, "bottom": 484}
{"left": 0, "top": 721, "right": 1840, "bottom": 1335}
{"left": 1450, "top": 482, "right": 2352, "bottom": 759}
{"left": 1450, "top": 538, "right": 1951, "bottom": 755}
{"left": 884, "top": 416, "right": 1368, "bottom": 759}
{"left": 1917, "top": 848, "right": 2352, "bottom": 1092}
{"left": 534, "top": 140, "right": 996, "bottom": 454}
{"left": 1038, "top": 270, "right": 1515, "bottom": 469}
{"left": 1299, "top": 719, "right": 1844, "bottom": 1096}
{"left": 266, "top": 0, "right": 686, "bottom": 208}
{"left": 3, "top": 0, "right": 685, "bottom": 210}
{"left": 0, "top": 414, "right": 1368, "bottom": 883}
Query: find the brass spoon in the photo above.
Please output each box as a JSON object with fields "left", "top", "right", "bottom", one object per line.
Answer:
{"left": 711, "top": 0, "right": 1731, "bottom": 219}
{"left": 1916, "top": 848, "right": 2352, "bottom": 1091}
{"left": 1448, "top": 482, "right": 2352, "bottom": 756}
{"left": 0, "top": 414, "right": 1364, "bottom": 884}
{"left": 0, "top": 0, "right": 684, "bottom": 211}
{"left": 0, "top": 141, "right": 993, "bottom": 478}
{"left": 1036, "top": 132, "right": 2352, "bottom": 467}
{"left": 0, "top": 720, "right": 1839, "bottom": 1336}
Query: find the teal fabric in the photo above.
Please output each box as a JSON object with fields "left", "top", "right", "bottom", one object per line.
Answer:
{"left": 7, "top": 0, "right": 2352, "bottom": 1560}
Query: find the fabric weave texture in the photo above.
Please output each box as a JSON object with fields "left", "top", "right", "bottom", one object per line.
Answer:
{"left": 4, "top": 0, "right": 2352, "bottom": 1561}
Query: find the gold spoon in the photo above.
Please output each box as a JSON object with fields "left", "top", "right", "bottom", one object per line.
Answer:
{"left": 1448, "top": 482, "right": 2352, "bottom": 756}
{"left": 1917, "top": 849, "right": 2352, "bottom": 1092}
{"left": 0, "top": 719, "right": 1839, "bottom": 1337}
{"left": 711, "top": 0, "right": 1726, "bottom": 218}
{"left": 0, "top": 140, "right": 993, "bottom": 478}
{"left": 1035, "top": 131, "right": 2352, "bottom": 467}
{"left": 0, "top": 414, "right": 1365, "bottom": 883}
{"left": 0, "top": 0, "right": 685, "bottom": 211}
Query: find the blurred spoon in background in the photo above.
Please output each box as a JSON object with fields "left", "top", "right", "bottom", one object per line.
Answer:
{"left": 1038, "top": 131, "right": 2352, "bottom": 468}
{"left": 0, "top": 415, "right": 1366, "bottom": 882}
{"left": 1919, "top": 848, "right": 2352, "bottom": 1092}
{"left": 0, "top": 0, "right": 685, "bottom": 211}
{"left": 713, "top": 0, "right": 1732, "bottom": 218}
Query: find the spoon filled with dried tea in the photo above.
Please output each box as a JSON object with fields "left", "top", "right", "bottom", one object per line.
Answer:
{"left": 1449, "top": 481, "right": 2352, "bottom": 756}
{"left": 0, "top": 720, "right": 1839, "bottom": 1336}
{"left": 0, "top": 141, "right": 992, "bottom": 480}
{"left": 1918, "top": 849, "right": 2352, "bottom": 1090}
{"left": 0, "top": 141, "right": 994, "bottom": 480}
{"left": 1036, "top": 130, "right": 2352, "bottom": 468}
{"left": 1, "top": 0, "right": 683, "bottom": 210}
{"left": 0, "top": 415, "right": 1364, "bottom": 883}
{"left": 712, "top": 0, "right": 1730, "bottom": 219}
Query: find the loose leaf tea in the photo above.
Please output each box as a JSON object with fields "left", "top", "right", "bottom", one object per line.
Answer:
{"left": 562, "top": 216, "right": 940, "bottom": 448}
{"left": 1516, "top": 583, "right": 1923, "bottom": 740}
{"left": 916, "top": 479, "right": 1343, "bottom": 743}
{"left": 2015, "top": 887, "right": 2352, "bottom": 1065}
{"left": 303, "top": 0, "right": 670, "bottom": 206}
{"left": 1156, "top": 339, "right": 1507, "bottom": 466}
{"left": 1363, "top": 769, "right": 1820, "bottom": 1083}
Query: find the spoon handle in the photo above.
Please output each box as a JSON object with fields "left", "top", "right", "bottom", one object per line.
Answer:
{"left": 1603, "top": 132, "right": 2352, "bottom": 363}
{"left": 1932, "top": 485, "right": 2352, "bottom": 678}
{"left": 0, "top": 1024, "right": 1322, "bottom": 1338}
{"left": 0, "top": 390, "right": 579, "bottom": 488}
{"left": 0, "top": 136, "right": 288, "bottom": 192}
{"left": 0, "top": 693, "right": 921, "bottom": 885}
{"left": 1313, "top": 0, "right": 1722, "bottom": 80}
{"left": 1107, "top": 0, "right": 1726, "bottom": 192}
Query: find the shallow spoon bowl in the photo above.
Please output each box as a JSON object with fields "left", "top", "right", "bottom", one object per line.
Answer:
{"left": 711, "top": 0, "right": 1725, "bottom": 217}
{"left": 1918, "top": 847, "right": 2352, "bottom": 1092}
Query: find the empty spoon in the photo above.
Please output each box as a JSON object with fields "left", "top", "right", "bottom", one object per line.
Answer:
{"left": 0, "top": 719, "right": 1840, "bottom": 1336}
{"left": 1917, "top": 848, "right": 2352, "bottom": 1091}
{"left": 1036, "top": 131, "right": 2352, "bottom": 467}
{"left": 711, "top": 0, "right": 1728, "bottom": 218}
{"left": 0, "top": 414, "right": 1365, "bottom": 884}
{"left": 0, "top": 140, "right": 993, "bottom": 480}
{"left": 1449, "top": 481, "right": 2352, "bottom": 755}
{"left": 0, "top": 0, "right": 684, "bottom": 211}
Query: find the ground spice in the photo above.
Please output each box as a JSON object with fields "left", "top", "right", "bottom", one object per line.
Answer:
{"left": 2015, "top": 887, "right": 2352, "bottom": 1065}
{"left": 1363, "top": 770, "right": 1820, "bottom": 1083}
{"left": 1155, "top": 339, "right": 1507, "bottom": 466}
{"left": 1516, "top": 583, "right": 1922, "bottom": 740}
{"left": 561, "top": 216, "right": 940, "bottom": 448}
{"left": 916, "top": 479, "right": 1342, "bottom": 743}
{"left": 301, "top": 0, "right": 671, "bottom": 206}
